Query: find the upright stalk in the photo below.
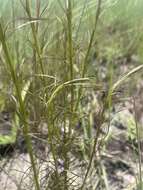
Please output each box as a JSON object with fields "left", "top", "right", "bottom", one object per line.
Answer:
{"left": 67, "top": 0, "right": 74, "bottom": 134}
{"left": 0, "top": 22, "right": 40, "bottom": 190}
{"left": 80, "top": 107, "right": 105, "bottom": 190}
{"left": 75, "top": 0, "right": 102, "bottom": 110}
{"left": 61, "top": 1, "right": 74, "bottom": 189}
{"left": 133, "top": 97, "right": 143, "bottom": 189}
{"left": 24, "top": 0, "right": 45, "bottom": 78}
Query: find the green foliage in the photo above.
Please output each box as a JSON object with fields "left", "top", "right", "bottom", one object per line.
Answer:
{"left": 0, "top": 0, "right": 143, "bottom": 189}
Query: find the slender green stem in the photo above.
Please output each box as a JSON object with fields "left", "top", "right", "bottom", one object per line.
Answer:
{"left": 67, "top": 0, "right": 74, "bottom": 110}
{"left": 133, "top": 97, "right": 142, "bottom": 189}
{"left": 59, "top": 1, "right": 74, "bottom": 189}
{"left": 80, "top": 107, "right": 105, "bottom": 190}
{"left": 75, "top": 0, "right": 102, "bottom": 111}
{"left": 78, "top": 2, "right": 102, "bottom": 187}
{"left": 0, "top": 22, "right": 40, "bottom": 190}
{"left": 25, "top": 0, "right": 45, "bottom": 78}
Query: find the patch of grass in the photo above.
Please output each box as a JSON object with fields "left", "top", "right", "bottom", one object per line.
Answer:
{"left": 0, "top": 0, "right": 143, "bottom": 189}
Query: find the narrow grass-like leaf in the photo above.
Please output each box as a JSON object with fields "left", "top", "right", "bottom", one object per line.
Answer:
{"left": 46, "top": 78, "right": 90, "bottom": 107}
{"left": 112, "top": 64, "right": 143, "bottom": 92}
